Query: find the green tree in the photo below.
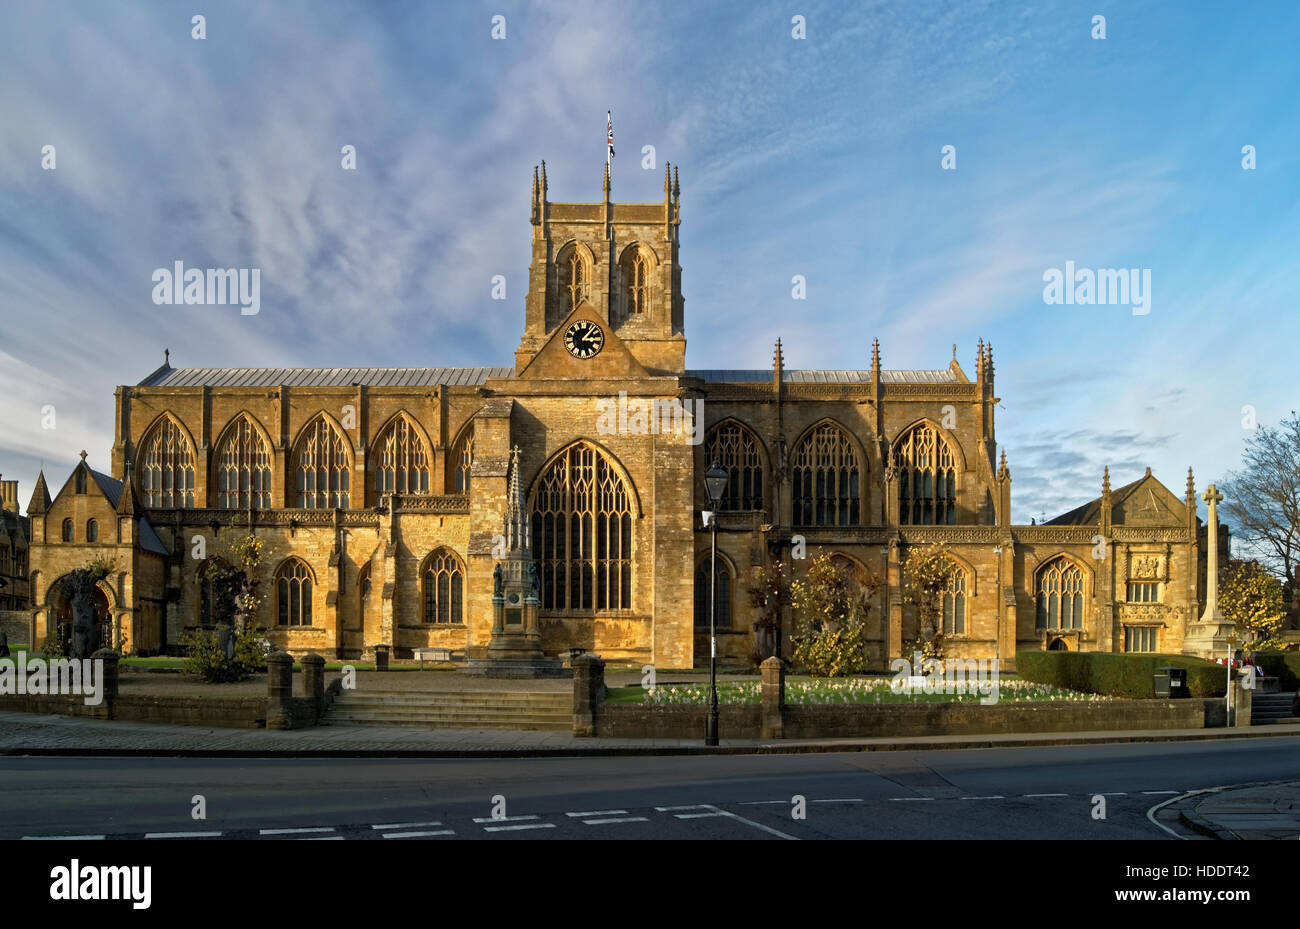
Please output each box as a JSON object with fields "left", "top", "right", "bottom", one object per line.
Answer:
{"left": 901, "top": 543, "right": 958, "bottom": 667}
{"left": 788, "top": 552, "right": 875, "bottom": 677}
{"left": 1221, "top": 412, "right": 1300, "bottom": 583}
{"left": 1219, "top": 558, "right": 1286, "bottom": 650}
{"left": 183, "top": 524, "right": 269, "bottom": 682}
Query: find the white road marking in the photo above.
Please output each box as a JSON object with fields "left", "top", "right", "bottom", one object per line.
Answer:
{"left": 22, "top": 834, "right": 105, "bottom": 840}
{"left": 383, "top": 830, "right": 455, "bottom": 838}
{"left": 656, "top": 804, "right": 711, "bottom": 811}
{"left": 145, "top": 831, "right": 222, "bottom": 838}
{"left": 566, "top": 810, "right": 627, "bottom": 817}
{"left": 1100, "top": 792, "right": 1128, "bottom": 796}
{"left": 483, "top": 822, "right": 555, "bottom": 833}
{"left": 739, "top": 800, "right": 789, "bottom": 806}
{"left": 811, "top": 798, "right": 863, "bottom": 803}
{"left": 960, "top": 796, "right": 1005, "bottom": 800}
{"left": 1023, "top": 793, "right": 1068, "bottom": 798}
{"left": 259, "top": 827, "right": 335, "bottom": 835}
{"left": 708, "top": 805, "right": 800, "bottom": 841}
{"left": 676, "top": 812, "right": 726, "bottom": 819}
{"left": 372, "top": 821, "right": 441, "bottom": 830}
{"left": 1142, "top": 790, "right": 1180, "bottom": 795}
{"left": 888, "top": 797, "right": 935, "bottom": 801}
{"left": 472, "top": 815, "right": 539, "bottom": 823}
{"left": 582, "top": 817, "right": 648, "bottom": 825}
{"left": 301, "top": 836, "right": 344, "bottom": 840}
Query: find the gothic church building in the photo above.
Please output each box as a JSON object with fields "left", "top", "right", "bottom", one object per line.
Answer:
{"left": 22, "top": 163, "right": 1220, "bottom": 669}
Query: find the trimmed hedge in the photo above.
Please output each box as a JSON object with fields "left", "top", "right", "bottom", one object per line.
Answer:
{"left": 1016, "top": 651, "right": 1226, "bottom": 698}
{"left": 1252, "top": 651, "right": 1300, "bottom": 690}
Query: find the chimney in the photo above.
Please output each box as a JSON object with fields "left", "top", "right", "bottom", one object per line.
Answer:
{"left": 0, "top": 476, "right": 18, "bottom": 514}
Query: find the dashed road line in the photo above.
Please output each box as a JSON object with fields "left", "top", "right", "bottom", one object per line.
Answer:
{"left": 382, "top": 830, "right": 455, "bottom": 838}
{"left": 144, "top": 831, "right": 222, "bottom": 838}
{"left": 582, "top": 817, "right": 648, "bottom": 825}
{"left": 372, "top": 821, "right": 442, "bottom": 830}
{"left": 960, "top": 795, "right": 1005, "bottom": 800}
{"left": 259, "top": 827, "right": 335, "bottom": 835}
{"left": 566, "top": 810, "right": 627, "bottom": 817}
{"left": 22, "top": 834, "right": 105, "bottom": 840}
{"left": 472, "top": 814, "right": 539, "bottom": 824}
{"left": 482, "top": 822, "right": 556, "bottom": 833}
{"left": 888, "top": 797, "right": 935, "bottom": 801}
{"left": 1023, "top": 793, "right": 1068, "bottom": 798}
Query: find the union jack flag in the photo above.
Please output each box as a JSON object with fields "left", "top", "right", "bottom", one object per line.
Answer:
{"left": 607, "top": 110, "right": 615, "bottom": 159}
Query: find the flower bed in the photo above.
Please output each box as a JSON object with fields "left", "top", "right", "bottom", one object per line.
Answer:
{"left": 636, "top": 677, "right": 1112, "bottom": 705}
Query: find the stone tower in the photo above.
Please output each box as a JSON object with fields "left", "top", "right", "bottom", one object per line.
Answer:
{"left": 515, "top": 161, "right": 685, "bottom": 375}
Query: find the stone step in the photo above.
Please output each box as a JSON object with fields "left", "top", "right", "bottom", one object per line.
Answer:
{"left": 1252, "top": 717, "right": 1300, "bottom": 725}
{"left": 327, "top": 704, "right": 570, "bottom": 718}
{"left": 322, "top": 713, "right": 570, "bottom": 731}
{"left": 330, "top": 694, "right": 569, "bottom": 709}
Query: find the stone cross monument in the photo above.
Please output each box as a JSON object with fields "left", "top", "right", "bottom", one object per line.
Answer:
{"left": 464, "top": 446, "right": 566, "bottom": 677}
{"left": 1182, "top": 483, "right": 1237, "bottom": 658}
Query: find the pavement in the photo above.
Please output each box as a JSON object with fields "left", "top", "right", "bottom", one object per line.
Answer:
{"left": 1173, "top": 781, "right": 1300, "bottom": 840}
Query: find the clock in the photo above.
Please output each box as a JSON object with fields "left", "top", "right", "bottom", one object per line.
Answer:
{"left": 563, "top": 319, "right": 605, "bottom": 359}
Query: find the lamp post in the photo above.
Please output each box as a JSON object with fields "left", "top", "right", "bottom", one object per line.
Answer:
{"left": 1225, "top": 633, "right": 1239, "bottom": 726}
{"left": 703, "top": 460, "right": 729, "bottom": 747}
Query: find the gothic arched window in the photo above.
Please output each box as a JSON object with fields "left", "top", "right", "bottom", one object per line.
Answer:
{"left": 693, "top": 558, "right": 732, "bottom": 629}
{"left": 895, "top": 423, "right": 957, "bottom": 525}
{"left": 215, "top": 416, "right": 272, "bottom": 509}
{"left": 1036, "top": 558, "right": 1085, "bottom": 630}
{"left": 276, "top": 559, "right": 313, "bottom": 627}
{"left": 140, "top": 418, "right": 195, "bottom": 508}
{"left": 373, "top": 415, "right": 430, "bottom": 504}
{"left": 792, "top": 423, "right": 861, "bottom": 527}
{"left": 556, "top": 244, "right": 591, "bottom": 318}
{"left": 942, "top": 563, "right": 968, "bottom": 635}
{"left": 531, "top": 442, "right": 634, "bottom": 612}
{"left": 422, "top": 549, "right": 464, "bottom": 624}
{"left": 295, "top": 417, "right": 350, "bottom": 509}
{"left": 704, "top": 422, "right": 764, "bottom": 511}
{"left": 86, "top": 519, "right": 99, "bottom": 543}
{"left": 622, "top": 246, "right": 651, "bottom": 319}
{"left": 448, "top": 426, "right": 473, "bottom": 494}
{"left": 61, "top": 518, "right": 73, "bottom": 542}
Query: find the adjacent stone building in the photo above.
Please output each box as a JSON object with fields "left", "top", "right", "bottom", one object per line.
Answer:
{"left": 20, "top": 163, "right": 1223, "bottom": 668}
{"left": 0, "top": 475, "right": 31, "bottom": 617}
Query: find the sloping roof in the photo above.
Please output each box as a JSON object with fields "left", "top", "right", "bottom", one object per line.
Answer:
{"left": 138, "top": 518, "right": 169, "bottom": 556}
{"left": 87, "top": 468, "right": 123, "bottom": 509}
{"left": 1046, "top": 476, "right": 1151, "bottom": 526}
{"left": 140, "top": 367, "right": 514, "bottom": 388}
{"left": 691, "top": 369, "right": 958, "bottom": 383}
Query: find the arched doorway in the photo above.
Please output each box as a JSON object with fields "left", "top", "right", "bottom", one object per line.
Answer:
{"left": 49, "top": 579, "right": 112, "bottom": 652}
{"left": 1047, "top": 637, "right": 1069, "bottom": 651}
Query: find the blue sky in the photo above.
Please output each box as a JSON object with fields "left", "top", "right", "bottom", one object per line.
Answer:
{"left": 1, "top": 0, "right": 1296, "bottom": 523}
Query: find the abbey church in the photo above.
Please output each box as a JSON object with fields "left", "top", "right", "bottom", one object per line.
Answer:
{"left": 19, "top": 162, "right": 1224, "bottom": 669}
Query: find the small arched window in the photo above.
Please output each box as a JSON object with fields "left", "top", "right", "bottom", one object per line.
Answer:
{"left": 86, "top": 519, "right": 99, "bottom": 543}
{"left": 276, "top": 559, "right": 313, "bottom": 627}
{"left": 942, "top": 564, "right": 967, "bottom": 635}
{"left": 1036, "top": 558, "right": 1085, "bottom": 630}
{"left": 422, "top": 549, "right": 464, "bottom": 624}
{"left": 693, "top": 559, "right": 732, "bottom": 629}
{"left": 61, "top": 518, "right": 74, "bottom": 542}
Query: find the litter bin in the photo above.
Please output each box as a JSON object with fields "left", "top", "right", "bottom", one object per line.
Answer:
{"left": 1155, "top": 666, "right": 1187, "bottom": 698}
{"left": 374, "top": 643, "right": 390, "bottom": 671}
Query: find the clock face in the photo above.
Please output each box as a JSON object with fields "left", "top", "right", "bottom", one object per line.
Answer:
{"left": 563, "top": 319, "right": 605, "bottom": 359}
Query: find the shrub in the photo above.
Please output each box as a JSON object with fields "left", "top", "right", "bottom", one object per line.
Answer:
{"left": 181, "top": 624, "right": 270, "bottom": 683}
{"left": 1016, "top": 651, "right": 1226, "bottom": 698}
{"left": 1252, "top": 651, "right": 1300, "bottom": 690}
{"left": 790, "top": 552, "right": 875, "bottom": 677}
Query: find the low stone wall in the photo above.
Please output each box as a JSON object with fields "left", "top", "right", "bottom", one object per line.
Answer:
{"left": 0, "top": 692, "right": 265, "bottom": 728}
{"left": 595, "top": 699, "right": 1205, "bottom": 740}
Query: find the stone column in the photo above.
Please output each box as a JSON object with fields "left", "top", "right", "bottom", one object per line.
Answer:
{"left": 91, "top": 648, "right": 120, "bottom": 714}
{"left": 266, "top": 651, "right": 294, "bottom": 730}
{"left": 301, "top": 653, "right": 325, "bottom": 718}
{"left": 572, "top": 653, "right": 606, "bottom": 737}
{"left": 760, "top": 656, "right": 785, "bottom": 739}
{"left": 1183, "top": 484, "right": 1237, "bottom": 658}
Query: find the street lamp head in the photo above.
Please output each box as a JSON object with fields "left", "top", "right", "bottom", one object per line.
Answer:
{"left": 704, "top": 460, "right": 728, "bottom": 508}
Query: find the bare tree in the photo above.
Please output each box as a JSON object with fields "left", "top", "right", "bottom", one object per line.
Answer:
{"left": 1221, "top": 411, "right": 1300, "bottom": 583}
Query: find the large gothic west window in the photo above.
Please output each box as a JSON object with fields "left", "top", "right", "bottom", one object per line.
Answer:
{"left": 1036, "top": 558, "right": 1085, "bottom": 630}
{"left": 295, "top": 417, "right": 350, "bottom": 509}
{"left": 373, "top": 415, "right": 430, "bottom": 504}
{"left": 215, "top": 416, "right": 272, "bottom": 509}
{"left": 531, "top": 442, "right": 634, "bottom": 612}
{"left": 704, "top": 422, "right": 764, "bottom": 511}
{"left": 140, "top": 417, "right": 195, "bottom": 508}
{"left": 792, "top": 423, "right": 860, "bottom": 527}
{"left": 895, "top": 423, "right": 957, "bottom": 525}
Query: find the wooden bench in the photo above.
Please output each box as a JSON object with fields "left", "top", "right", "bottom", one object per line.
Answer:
{"left": 413, "top": 647, "right": 454, "bottom": 669}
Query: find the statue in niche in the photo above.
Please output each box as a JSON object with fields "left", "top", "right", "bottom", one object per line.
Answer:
{"left": 493, "top": 563, "right": 503, "bottom": 597}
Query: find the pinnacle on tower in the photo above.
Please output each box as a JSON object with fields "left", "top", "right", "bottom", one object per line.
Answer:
{"left": 505, "top": 445, "right": 529, "bottom": 553}
{"left": 871, "top": 337, "right": 881, "bottom": 371}
{"left": 997, "top": 447, "right": 1009, "bottom": 481}
{"left": 531, "top": 165, "right": 540, "bottom": 224}
{"left": 1186, "top": 466, "right": 1196, "bottom": 502}
{"left": 1102, "top": 465, "right": 1111, "bottom": 496}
